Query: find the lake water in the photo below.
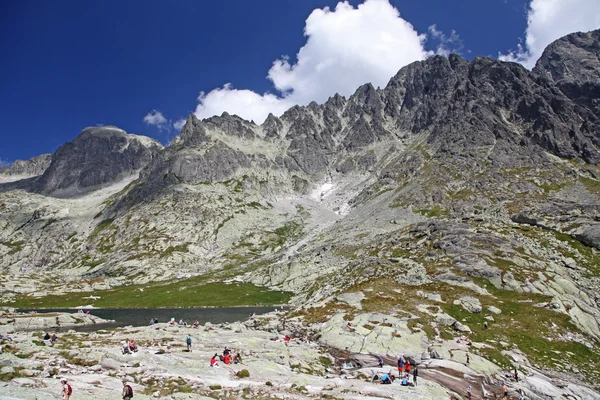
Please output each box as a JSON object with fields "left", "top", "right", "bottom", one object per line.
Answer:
{"left": 17, "top": 306, "right": 281, "bottom": 332}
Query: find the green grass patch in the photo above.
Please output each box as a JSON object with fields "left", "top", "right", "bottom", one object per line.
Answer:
{"left": 580, "top": 177, "right": 600, "bottom": 194}
{"left": 88, "top": 218, "right": 115, "bottom": 241}
{"left": 10, "top": 277, "right": 292, "bottom": 308}
{"left": 442, "top": 280, "right": 600, "bottom": 381}
{"left": 415, "top": 205, "right": 447, "bottom": 218}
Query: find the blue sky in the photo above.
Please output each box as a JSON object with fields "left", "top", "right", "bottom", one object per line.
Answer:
{"left": 1, "top": 0, "right": 598, "bottom": 164}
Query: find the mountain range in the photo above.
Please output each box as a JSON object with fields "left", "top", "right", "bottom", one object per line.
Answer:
{"left": 1, "top": 29, "right": 600, "bottom": 388}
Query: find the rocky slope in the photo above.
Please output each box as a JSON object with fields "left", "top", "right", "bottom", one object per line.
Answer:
{"left": 1, "top": 29, "right": 600, "bottom": 391}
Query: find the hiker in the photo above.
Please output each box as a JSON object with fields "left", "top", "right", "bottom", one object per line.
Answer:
{"left": 378, "top": 356, "right": 384, "bottom": 368}
{"left": 235, "top": 352, "right": 245, "bottom": 365}
{"left": 484, "top": 320, "right": 488, "bottom": 330}
{"left": 122, "top": 380, "right": 134, "bottom": 400}
{"left": 122, "top": 341, "right": 131, "bottom": 355}
{"left": 413, "top": 366, "right": 419, "bottom": 386}
{"left": 192, "top": 320, "right": 199, "bottom": 328}
{"left": 405, "top": 359, "right": 411, "bottom": 373}
{"left": 466, "top": 384, "right": 472, "bottom": 399}
{"left": 503, "top": 384, "right": 509, "bottom": 398}
{"left": 518, "top": 388, "right": 525, "bottom": 400}
{"left": 223, "top": 353, "right": 232, "bottom": 364}
{"left": 154, "top": 317, "right": 158, "bottom": 324}
{"left": 514, "top": 367, "right": 519, "bottom": 381}
{"left": 401, "top": 374, "right": 409, "bottom": 386}
{"left": 129, "top": 339, "right": 138, "bottom": 352}
{"left": 149, "top": 318, "right": 155, "bottom": 325}
{"left": 44, "top": 332, "right": 50, "bottom": 341}
{"left": 397, "top": 357, "right": 404, "bottom": 373}
{"left": 223, "top": 346, "right": 231, "bottom": 356}
{"left": 178, "top": 319, "right": 185, "bottom": 326}
{"left": 186, "top": 335, "right": 192, "bottom": 352}
{"left": 61, "top": 378, "right": 72, "bottom": 400}
{"left": 169, "top": 318, "right": 175, "bottom": 326}
{"left": 210, "top": 354, "right": 220, "bottom": 367}
{"left": 466, "top": 352, "right": 470, "bottom": 364}
{"left": 51, "top": 333, "right": 58, "bottom": 343}
{"left": 381, "top": 373, "right": 392, "bottom": 384}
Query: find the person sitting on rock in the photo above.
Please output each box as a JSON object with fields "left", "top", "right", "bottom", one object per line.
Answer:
{"left": 223, "top": 353, "right": 232, "bottom": 364}
{"left": 178, "top": 319, "right": 184, "bottom": 326}
{"left": 43, "top": 332, "right": 51, "bottom": 341}
{"left": 192, "top": 320, "right": 199, "bottom": 328}
{"left": 129, "top": 339, "right": 138, "bottom": 352}
{"left": 51, "top": 333, "right": 58, "bottom": 343}
{"left": 401, "top": 375, "right": 409, "bottom": 386}
{"left": 234, "top": 352, "right": 245, "bottom": 365}
{"left": 169, "top": 318, "right": 175, "bottom": 326}
{"left": 210, "top": 354, "right": 220, "bottom": 367}
{"left": 149, "top": 318, "right": 155, "bottom": 325}
{"left": 122, "top": 341, "right": 131, "bottom": 355}
{"left": 381, "top": 373, "right": 392, "bottom": 384}
{"left": 223, "top": 346, "right": 231, "bottom": 356}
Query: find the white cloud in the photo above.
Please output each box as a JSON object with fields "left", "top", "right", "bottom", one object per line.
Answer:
{"left": 173, "top": 119, "right": 186, "bottom": 131}
{"left": 191, "top": 0, "right": 431, "bottom": 124}
{"left": 428, "top": 24, "right": 463, "bottom": 56}
{"left": 500, "top": 0, "right": 600, "bottom": 69}
{"left": 143, "top": 110, "right": 168, "bottom": 128}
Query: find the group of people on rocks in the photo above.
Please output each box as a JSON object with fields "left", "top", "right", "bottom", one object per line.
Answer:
{"left": 121, "top": 338, "right": 138, "bottom": 355}
{"left": 161, "top": 317, "right": 200, "bottom": 328}
{"left": 210, "top": 346, "right": 245, "bottom": 367}
{"left": 42, "top": 332, "right": 58, "bottom": 345}
{"left": 59, "top": 378, "right": 133, "bottom": 400}
{"left": 374, "top": 355, "right": 419, "bottom": 387}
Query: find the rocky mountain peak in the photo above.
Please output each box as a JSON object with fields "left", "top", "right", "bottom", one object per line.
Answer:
{"left": 34, "top": 126, "right": 162, "bottom": 196}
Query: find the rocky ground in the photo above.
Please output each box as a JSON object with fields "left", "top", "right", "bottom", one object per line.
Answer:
{"left": 1, "top": 310, "right": 598, "bottom": 399}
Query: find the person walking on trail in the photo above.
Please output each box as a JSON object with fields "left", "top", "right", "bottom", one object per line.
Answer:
{"left": 186, "top": 335, "right": 192, "bottom": 352}
{"left": 466, "top": 352, "right": 470, "bottom": 364}
{"left": 466, "top": 384, "right": 472, "bottom": 399}
{"left": 413, "top": 366, "right": 419, "bottom": 386}
{"left": 61, "top": 378, "right": 72, "bottom": 400}
{"left": 122, "top": 380, "right": 134, "bottom": 400}
{"left": 378, "top": 356, "right": 384, "bottom": 368}
{"left": 503, "top": 383, "right": 509, "bottom": 398}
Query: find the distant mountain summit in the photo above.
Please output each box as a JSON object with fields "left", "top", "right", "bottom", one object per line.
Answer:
{"left": 0, "top": 153, "right": 52, "bottom": 183}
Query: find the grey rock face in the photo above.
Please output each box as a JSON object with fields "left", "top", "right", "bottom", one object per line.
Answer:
{"left": 0, "top": 154, "right": 51, "bottom": 181}
{"left": 35, "top": 126, "right": 162, "bottom": 196}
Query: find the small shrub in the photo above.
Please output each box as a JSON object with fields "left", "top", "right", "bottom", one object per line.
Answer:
{"left": 236, "top": 369, "right": 250, "bottom": 378}
{"left": 209, "top": 384, "right": 222, "bottom": 390}
{"left": 265, "top": 381, "right": 273, "bottom": 386}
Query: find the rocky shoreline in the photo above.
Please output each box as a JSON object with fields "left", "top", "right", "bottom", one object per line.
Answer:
{"left": 0, "top": 308, "right": 113, "bottom": 335}
{"left": 1, "top": 310, "right": 598, "bottom": 399}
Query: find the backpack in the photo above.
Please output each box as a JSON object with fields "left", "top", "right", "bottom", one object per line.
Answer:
{"left": 126, "top": 384, "right": 134, "bottom": 397}
{"left": 186, "top": 337, "right": 192, "bottom": 345}
{"left": 67, "top": 384, "right": 73, "bottom": 395}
